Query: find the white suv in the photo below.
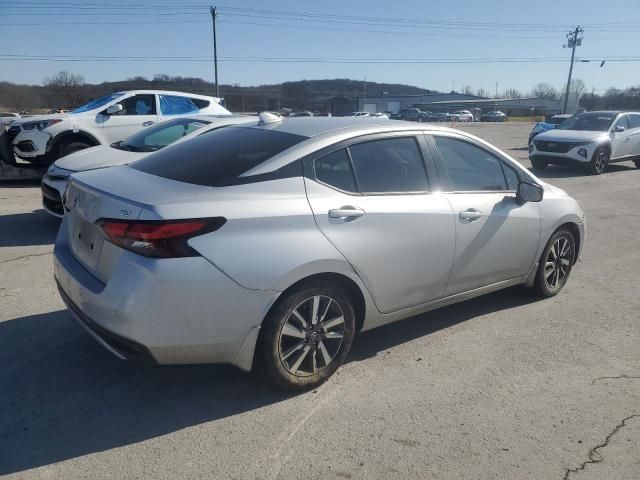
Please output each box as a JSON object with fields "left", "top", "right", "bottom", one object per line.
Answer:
{"left": 7, "top": 90, "right": 230, "bottom": 166}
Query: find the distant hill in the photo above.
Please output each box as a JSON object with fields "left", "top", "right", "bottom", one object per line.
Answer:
{"left": 0, "top": 75, "right": 439, "bottom": 112}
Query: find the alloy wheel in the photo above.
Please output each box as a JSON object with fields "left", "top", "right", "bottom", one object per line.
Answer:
{"left": 278, "top": 295, "right": 345, "bottom": 376}
{"left": 544, "top": 236, "right": 573, "bottom": 289}
{"left": 593, "top": 149, "right": 608, "bottom": 174}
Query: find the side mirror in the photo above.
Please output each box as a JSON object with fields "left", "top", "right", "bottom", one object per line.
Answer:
{"left": 105, "top": 104, "right": 123, "bottom": 115}
{"left": 517, "top": 181, "right": 543, "bottom": 203}
{"left": 614, "top": 125, "right": 626, "bottom": 133}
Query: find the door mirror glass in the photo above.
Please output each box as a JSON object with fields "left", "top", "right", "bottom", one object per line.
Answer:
{"left": 517, "top": 181, "right": 543, "bottom": 203}
{"left": 614, "top": 125, "right": 626, "bottom": 133}
{"left": 106, "top": 104, "right": 123, "bottom": 115}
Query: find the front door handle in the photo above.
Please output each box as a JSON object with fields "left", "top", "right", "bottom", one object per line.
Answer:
{"left": 329, "top": 207, "right": 365, "bottom": 219}
{"left": 142, "top": 121, "right": 155, "bottom": 127}
{"left": 459, "top": 209, "right": 483, "bottom": 221}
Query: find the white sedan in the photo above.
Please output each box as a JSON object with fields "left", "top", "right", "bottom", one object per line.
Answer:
{"left": 41, "top": 115, "right": 256, "bottom": 217}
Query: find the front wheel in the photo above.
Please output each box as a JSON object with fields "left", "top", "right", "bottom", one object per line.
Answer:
{"left": 534, "top": 228, "right": 576, "bottom": 297}
{"left": 588, "top": 146, "right": 609, "bottom": 175}
{"left": 255, "top": 285, "right": 356, "bottom": 391}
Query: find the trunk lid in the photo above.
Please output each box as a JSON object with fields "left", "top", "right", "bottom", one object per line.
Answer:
{"left": 64, "top": 166, "right": 210, "bottom": 282}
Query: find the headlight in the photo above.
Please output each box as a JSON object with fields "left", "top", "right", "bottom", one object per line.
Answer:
{"left": 22, "top": 119, "right": 63, "bottom": 131}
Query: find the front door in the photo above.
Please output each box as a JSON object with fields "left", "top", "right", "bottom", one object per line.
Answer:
{"left": 430, "top": 134, "right": 541, "bottom": 295}
{"left": 304, "top": 134, "right": 456, "bottom": 314}
{"left": 610, "top": 114, "right": 632, "bottom": 159}
{"left": 100, "top": 94, "right": 158, "bottom": 143}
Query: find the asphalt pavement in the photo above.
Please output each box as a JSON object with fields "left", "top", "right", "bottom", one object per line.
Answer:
{"left": 1, "top": 122, "right": 638, "bottom": 479}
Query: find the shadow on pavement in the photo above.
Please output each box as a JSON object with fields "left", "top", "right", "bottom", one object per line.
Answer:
{"left": 0, "top": 209, "right": 59, "bottom": 247}
{"left": 0, "top": 286, "right": 538, "bottom": 475}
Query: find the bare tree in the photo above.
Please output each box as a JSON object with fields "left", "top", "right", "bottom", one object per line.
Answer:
{"left": 568, "top": 78, "right": 586, "bottom": 96}
{"left": 43, "top": 71, "right": 85, "bottom": 108}
{"left": 531, "top": 82, "right": 558, "bottom": 99}
{"left": 461, "top": 85, "right": 474, "bottom": 95}
{"left": 475, "top": 88, "right": 490, "bottom": 98}
{"left": 502, "top": 88, "right": 523, "bottom": 99}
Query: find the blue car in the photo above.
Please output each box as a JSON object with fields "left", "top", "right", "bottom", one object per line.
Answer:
{"left": 528, "top": 114, "right": 573, "bottom": 144}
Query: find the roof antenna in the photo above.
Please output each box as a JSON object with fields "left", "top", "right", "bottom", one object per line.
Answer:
{"left": 258, "top": 111, "right": 283, "bottom": 126}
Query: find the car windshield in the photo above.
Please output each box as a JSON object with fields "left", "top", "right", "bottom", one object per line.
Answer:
{"left": 114, "top": 117, "right": 210, "bottom": 153}
{"left": 131, "top": 127, "right": 307, "bottom": 187}
{"left": 557, "top": 112, "right": 616, "bottom": 131}
{"left": 70, "top": 93, "right": 125, "bottom": 114}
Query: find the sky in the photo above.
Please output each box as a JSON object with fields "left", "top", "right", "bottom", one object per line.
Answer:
{"left": 1, "top": 0, "right": 640, "bottom": 95}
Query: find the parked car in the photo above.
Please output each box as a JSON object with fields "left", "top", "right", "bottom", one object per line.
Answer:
{"left": 290, "top": 111, "right": 314, "bottom": 117}
{"left": 390, "top": 108, "right": 429, "bottom": 122}
{"left": 54, "top": 114, "right": 585, "bottom": 390}
{"left": 6, "top": 90, "right": 230, "bottom": 166}
{"left": 528, "top": 114, "right": 573, "bottom": 145}
{"left": 369, "top": 112, "right": 389, "bottom": 119}
{"left": 480, "top": 111, "right": 507, "bottom": 122}
{"left": 529, "top": 110, "right": 640, "bottom": 174}
{"left": 430, "top": 112, "right": 453, "bottom": 122}
{"left": 0, "top": 112, "right": 21, "bottom": 128}
{"left": 452, "top": 110, "right": 474, "bottom": 122}
{"left": 349, "top": 111, "right": 370, "bottom": 117}
{"left": 41, "top": 115, "right": 256, "bottom": 217}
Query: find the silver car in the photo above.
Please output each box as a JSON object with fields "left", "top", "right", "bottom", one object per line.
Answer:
{"left": 54, "top": 114, "right": 585, "bottom": 390}
{"left": 529, "top": 111, "right": 640, "bottom": 174}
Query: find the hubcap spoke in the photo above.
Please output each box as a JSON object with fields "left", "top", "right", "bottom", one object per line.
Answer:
{"left": 322, "top": 315, "right": 344, "bottom": 330}
{"left": 323, "top": 331, "right": 344, "bottom": 340}
{"left": 318, "top": 340, "right": 332, "bottom": 366}
{"left": 281, "top": 323, "right": 306, "bottom": 339}
{"left": 311, "top": 296, "right": 320, "bottom": 326}
{"left": 291, "top": 308, "right": 308, "bottom": 329}
{"left": 282, "top": 341, "right": 305, "bottom": 361}
{"left": 289, "top": 345, "right": 312, "bottom": 373}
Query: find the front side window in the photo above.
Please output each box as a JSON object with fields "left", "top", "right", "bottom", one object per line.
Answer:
{"left": 71, "top": 93, "right": 124, "bottom": 114}
{"left": 612, "top": 115, "right": 629, "bottom": 130}
{"left": 112, "top": 94, "right": 156, "bottom": 116}
{"left": 116, "top": 118, "right": 210, "bottom": 152}
{"left": 348, "top": 137, "right": 429, "bottom": 193}
{"left": 315, "top": 149, "right": 357, "bottom": 192}
{"left": 159, "top": 95, "right": 199, "bottom": 115}
{"left": 131, "top": 127, "right": 306, "bottom": 187}
{"left": 628, "top": 114, "right": 640, "bottom": 129}
{"left": 434, "top": 136, "right": 508, "bottom": 191}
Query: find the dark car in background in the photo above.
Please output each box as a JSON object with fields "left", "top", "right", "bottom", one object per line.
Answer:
{"left": 430, "top": 112, "right": 453, "bottom": 122}
{"left": 480, "top": 111, "right": 508, "bottom": 122}
{"left": 390, "top": 108, "right": 430, "bottom": 122}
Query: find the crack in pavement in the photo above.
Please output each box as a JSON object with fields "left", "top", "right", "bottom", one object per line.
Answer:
{"left": 0, "top": 251, "right": 52, "bottom": 264}
{"left": 592, "top": 374, "right": 640, "bottom": 385}
{"left": 563, "top": 414, "right": 640, "bottom": 479}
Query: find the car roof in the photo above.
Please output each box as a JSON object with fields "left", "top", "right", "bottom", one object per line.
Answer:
{"left": 243, "top": 116, "right": 450, "bottom": 138}
{"left": 117, "top": 90, "right": 221, "bottom": 100}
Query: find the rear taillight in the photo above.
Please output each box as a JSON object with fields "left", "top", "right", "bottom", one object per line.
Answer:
{"left": 97, "top": 218, "right": 226, "bottom": 258}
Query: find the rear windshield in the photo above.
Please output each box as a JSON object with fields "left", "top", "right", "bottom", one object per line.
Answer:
{"left": 131, "top": 127, "right": 306, "bottom": 186}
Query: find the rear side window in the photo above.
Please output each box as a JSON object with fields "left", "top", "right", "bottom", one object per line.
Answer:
{"left": 315, "top": 149, "right": 357, "bottom": 192}
{"left": 159, "top": 95, "right": 199, "bottom": 115}
{"left": 348, "top": 137, "right": 429, "bottom": 193}
{"left": 190, "top": 98, "right": 210, "bottom": 109}
{"left": 131, "top": 127, "right": 306, "bottom": 186}
{"left": 434, "top": 136, "right": 507, "bottom": 191}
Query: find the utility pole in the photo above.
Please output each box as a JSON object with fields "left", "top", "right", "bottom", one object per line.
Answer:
{"left": 563, "top": 26, "right": 583, "bottom": 114}
{"left": 210, "top": 6, "right": 219, "bottom": 98}
{"left": 363, "top": 76, "right": 367, "bottom": 111}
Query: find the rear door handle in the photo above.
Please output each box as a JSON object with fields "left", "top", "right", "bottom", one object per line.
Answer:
{"left": 459, "top": 209, "right": 483, "bottom": 221}
{"left": 142, "top": 121, "right": 155, "bottom": 126}
{"left": 329, "top": 207, "right": 365, "bottom": 219}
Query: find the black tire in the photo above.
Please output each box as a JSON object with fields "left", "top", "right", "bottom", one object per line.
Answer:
{"left": 254, "top": 284, "right": 356, "bottom": 391}
{"left": 61, "top": 141, "right": 92, "bottom": 158}
{"left": 531, "top": 158, "right": 548, "bottom": 170}
{"left": 534, "top": 228, "right": 576, "bottom": 297}
{"left": 588, "top": 146, "right": 609, "bottom": 175}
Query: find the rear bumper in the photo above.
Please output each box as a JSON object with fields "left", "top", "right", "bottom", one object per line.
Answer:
{"left": 53, "top": 223, "right": 280, "bottom": 369}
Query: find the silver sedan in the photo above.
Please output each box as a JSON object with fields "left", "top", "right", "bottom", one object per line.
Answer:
{"left": 54, "top": 114, "right": 585, "bottom": 390}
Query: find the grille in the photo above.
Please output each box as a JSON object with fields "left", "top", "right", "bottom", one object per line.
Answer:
{"left": 534, "top": 140, "right": 581, "bottom": 153}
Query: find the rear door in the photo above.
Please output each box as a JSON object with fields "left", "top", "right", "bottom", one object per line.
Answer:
{"left": 304, "top": 133, "right": 456, "bottom": 314}
{"left": 101, "top": 94, "right": 158, "bottom": 142}
{"left": 429, "top": 133, "right": 541, "bottom": 295}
